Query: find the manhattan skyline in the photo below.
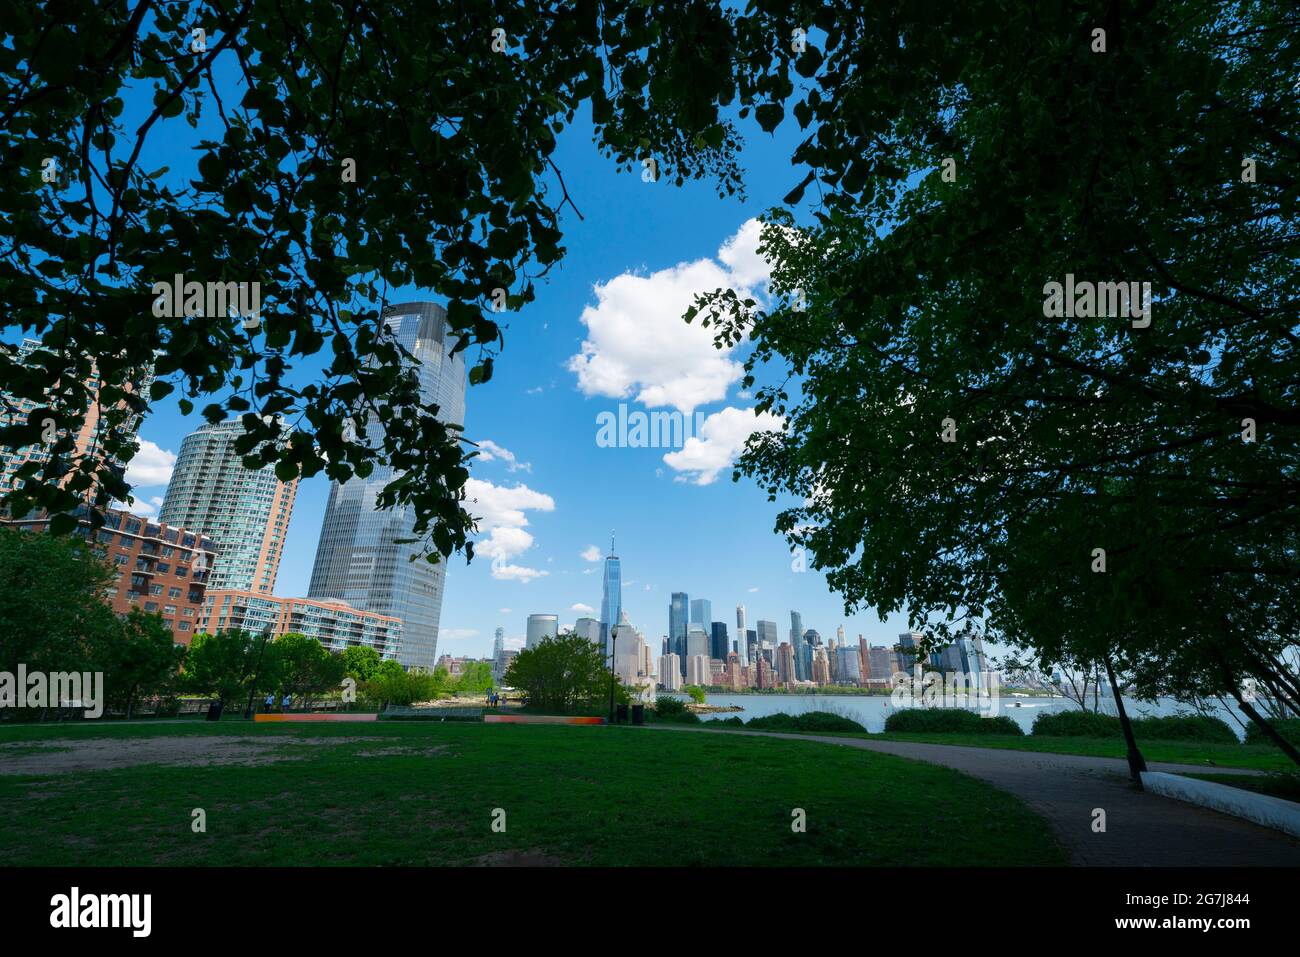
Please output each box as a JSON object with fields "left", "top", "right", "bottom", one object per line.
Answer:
{"left": 73, "top": 117, "right": 916, "bottom": 662}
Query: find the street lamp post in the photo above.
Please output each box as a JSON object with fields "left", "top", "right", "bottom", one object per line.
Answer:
{"left": 607, "top": 625, "right": 619, "bottom": 724}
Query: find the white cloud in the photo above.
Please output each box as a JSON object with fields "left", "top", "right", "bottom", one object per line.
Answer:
{"left": 571, "top": 603, "right": 595, "bottom": 614}
{"left": 498, "top": 608, "right": 512, "bottom": 614}
{"left": 580, "top": 544, "right": 603, "bottom": 563}
{"left": 125, "top": 439, "right": 176, "bottom": 487}
{"left": 567, "top": 219, "right": 772, "bottom": 414}
{"left": 662, "top": 407, "right": 784, "bottom": 485}
{"left": 125, "top": 494, "right": 166, "bottom": 519}
{"left": 465, "top": 478, "right": 555, "bottom": 581}
{"left": 748, "top": 586, "right": 760, "bottom": 593}
{"left": 491, "top": 563, "right": 549, "bottom": 583}
{"left": 474, "top": 439, "right": 531, "bottom": 473}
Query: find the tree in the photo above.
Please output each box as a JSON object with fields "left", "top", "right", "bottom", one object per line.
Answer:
{"left": 454, "top": 660, "right": 494, "bottom": 696}
{"left": 181, "top": 630, "right": 275, "bottom": 709}
{"left": 340, "top": 645, "right": 381, "bottom": 682}
{"left": 0, "top": 0, "right": 745, "bottom": 564}
{"left": 91, "top": 609, "right": 187, "bottom": 719}
{"left": 272, "top": 633, "right": 346, "bottom": 709}
{"left": 0, "top": 526, "right": 120, "bottom": 681}
{"left": 691, "top": 2, "right": 1300, "bottom": 768}
{"left": 504, "top": 634, "right": 624, "bottom": 714}
{"left": 682, "top": 684, "right": 706, "bottom": 704}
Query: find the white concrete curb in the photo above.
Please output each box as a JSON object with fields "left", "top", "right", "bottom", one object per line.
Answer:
{"left": 1141, "top": 771, "right": 1300, "bottom": 839}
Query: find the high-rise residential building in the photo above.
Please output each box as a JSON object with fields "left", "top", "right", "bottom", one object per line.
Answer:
{"left": 745, "top": 628, "right": 757, "bottom": 661}
{"left": 756, "top": 619, "right": 778, "bottom": 652}
{"left": 307, "top": 302, "right": 467, "bottom": 670}
{"left": 789, "top": 610, "right": 804, "bottom": 646}
{"left": 159, "top": 419, "right": 297, "bottom": 595}
{"left": 777, "top": 642, "right": 796, "bottom": 685}
{"left": 4, "top": 505, "right": 214, "bottom": 643}
{"left": 526, "top": 613, "right": 559, "bottom": 649}
{"left": 710, "top": 621, "right": 729, "bottom": 661}
{"left": 686, "top": 654, "right": 710, "bottom": 686}
{"left": 812, "top": 647, "right": 831, "bottom": 685}
{"left": 669, "top": 592, "right": 689, "bottom": 675}
{"left": 735, "top": 604, "right": 748, "bottom": 661}
{"left": 598, "top": 533, "right": 622, "bottom": 658}
{"left": 689, "top": 598, "right": 712, "bottom": 632}
{"left": 199, "top": 590, "right": 402, "bottom": 659}
{"left": 0, "top": 338, "right": 153, "bottom": 506}
{"left": 574, "top": 616, "right": 601, "bottom": 646}
{"left": 658, "top": 654, "right": 682, "bottom": 691}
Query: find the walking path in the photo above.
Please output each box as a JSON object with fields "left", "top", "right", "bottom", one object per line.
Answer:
{"left": 648, "top": 725, "right": 1300, "bottom": 865}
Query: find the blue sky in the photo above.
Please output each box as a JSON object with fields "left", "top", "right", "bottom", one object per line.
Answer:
{"left": 18, "top": 63, "right": 915, "bottom": 659}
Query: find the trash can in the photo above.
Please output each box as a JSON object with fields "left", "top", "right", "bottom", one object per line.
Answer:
{"left": 631, "top": 704, "right": 645, "bottom": 726}
{"left": 206, "top": 700, "right": 224, "bottom": 722}
{"left": 616, "top": 703, "right": 629, "bottom": 724}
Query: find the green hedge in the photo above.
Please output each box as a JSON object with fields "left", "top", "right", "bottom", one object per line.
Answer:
{"left": 1130, "top": 714, "right": 1238, "bottom": 744}
{"left": 1032, "top": 711, "right": 1122, "bottom": 737}
{"left": 745, "top": 711, "right": 866, "bottom": 733}
{"left": 1032, "top": 710, "right": 1240, "bottom": 743}
{"left": 883, "top": 708, "right": 1022, "bottom": 735}
{"left": 651, "top": 697, "right": 700, "bottom": 724}
{"left": 1243, "top": 717, "right": 1300, "bottom": 748}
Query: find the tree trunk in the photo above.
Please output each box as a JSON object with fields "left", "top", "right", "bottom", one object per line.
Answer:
{"left": 1230, "top": 683, "right": 1300, "bottom": 768}
{"left": 1103, "top": 657, "right": 1147, "bottom": 785}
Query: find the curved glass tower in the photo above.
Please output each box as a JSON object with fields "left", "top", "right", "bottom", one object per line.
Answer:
{"left": 308, "top": 302, "right": 467, "bottom": 670}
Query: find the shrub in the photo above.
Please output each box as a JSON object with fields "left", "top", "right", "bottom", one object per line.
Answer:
{"left": 884, "top": 708, "right": 1023, "bottom": 735}
{"left": 746, "top": 711, "right": 866, "bottom": 733}
{"left": 1243, "top": 717, "right": 1300, "bottom": 748}
{"left": 712, "top": 716, "right": 745, "bottom": 727}
{"left": 1130, "top": 714, "right": 1239, "bottom": 744}
{"left": 651, "top": 695, "right": 688, "bottom": 718}
{"left": 1032, "top": 710, "right": 1122, "bottom": 737}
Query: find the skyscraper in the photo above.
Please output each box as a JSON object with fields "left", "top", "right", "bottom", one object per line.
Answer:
{"left": 669, "top": 592, "right": 689, "bottom": 675}
{"left": 307, "top": 302, "right": 467, "bottom": 670}
{"left": 160, "top": 419, "right": 297, "bottom": 594}
{"left": 757, "top": 619, "right": 778, "bottom": 651}
{"left": 574, "top": 616, "right": 601, "bottom": 646}
{"left": 526, "top": 614, "right": 559, "bottom": 649}
{"left": 790, "top": 610, "right": 807, "bottom": 681}
{"left": 493, "top": 627, "right": 505, "bottom": 660}
{"left": 735, "top": 604, "right": 748, "bottom": 661}
{"left": 689, "top": 598, "right": 712, "bottom": 632}
{"left": 1, "top": 338, "right": 153, "bottom": 506}
{"left": 710, "top": 621, "right": 729, "bottom": 661}
{"left": 599, "top": 533, "right": 622, "bottom": 659}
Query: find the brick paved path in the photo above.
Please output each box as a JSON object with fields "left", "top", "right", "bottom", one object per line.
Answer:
{"left": 649, "top": 725, "right": 1300, "bottom": 866}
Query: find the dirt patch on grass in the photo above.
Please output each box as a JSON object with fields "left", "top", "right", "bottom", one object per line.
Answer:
{"left": 353, "top": 745, "right": 449, "bottom": 759}
{"left": 473, "top": 848, "right": 564, "bottom": 867}
{"left": 0, "top": 735, "right": 373, "bottom": 776}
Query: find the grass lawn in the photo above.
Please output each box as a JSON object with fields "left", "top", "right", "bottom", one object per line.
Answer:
{"left": 694, "top": 722, "right": 1296, "bottom": 771}
{"left": 0, "top": 719, "right": 1065, "bottom": 866}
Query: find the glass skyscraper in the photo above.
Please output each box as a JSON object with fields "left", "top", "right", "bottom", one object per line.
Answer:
{"left": 160, "top": 419, "right": 297, "bottom": 594}
{"left": 669, "top": 592, "right": 689, "bottom": 676}
{"left": 308, "top": 302, "right": 467, "bottom": 670}
{"left": 599, "top": 536, "right": 622, "bottom": 659}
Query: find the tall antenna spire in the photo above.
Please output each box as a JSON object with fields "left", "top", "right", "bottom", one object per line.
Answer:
{"left": 610, "top": 529, "right": 615, "bottom": 555}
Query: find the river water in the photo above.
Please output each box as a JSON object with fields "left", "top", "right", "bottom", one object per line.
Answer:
{"left": 695, "top": 692, "right": 1254, "bottom": 738}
